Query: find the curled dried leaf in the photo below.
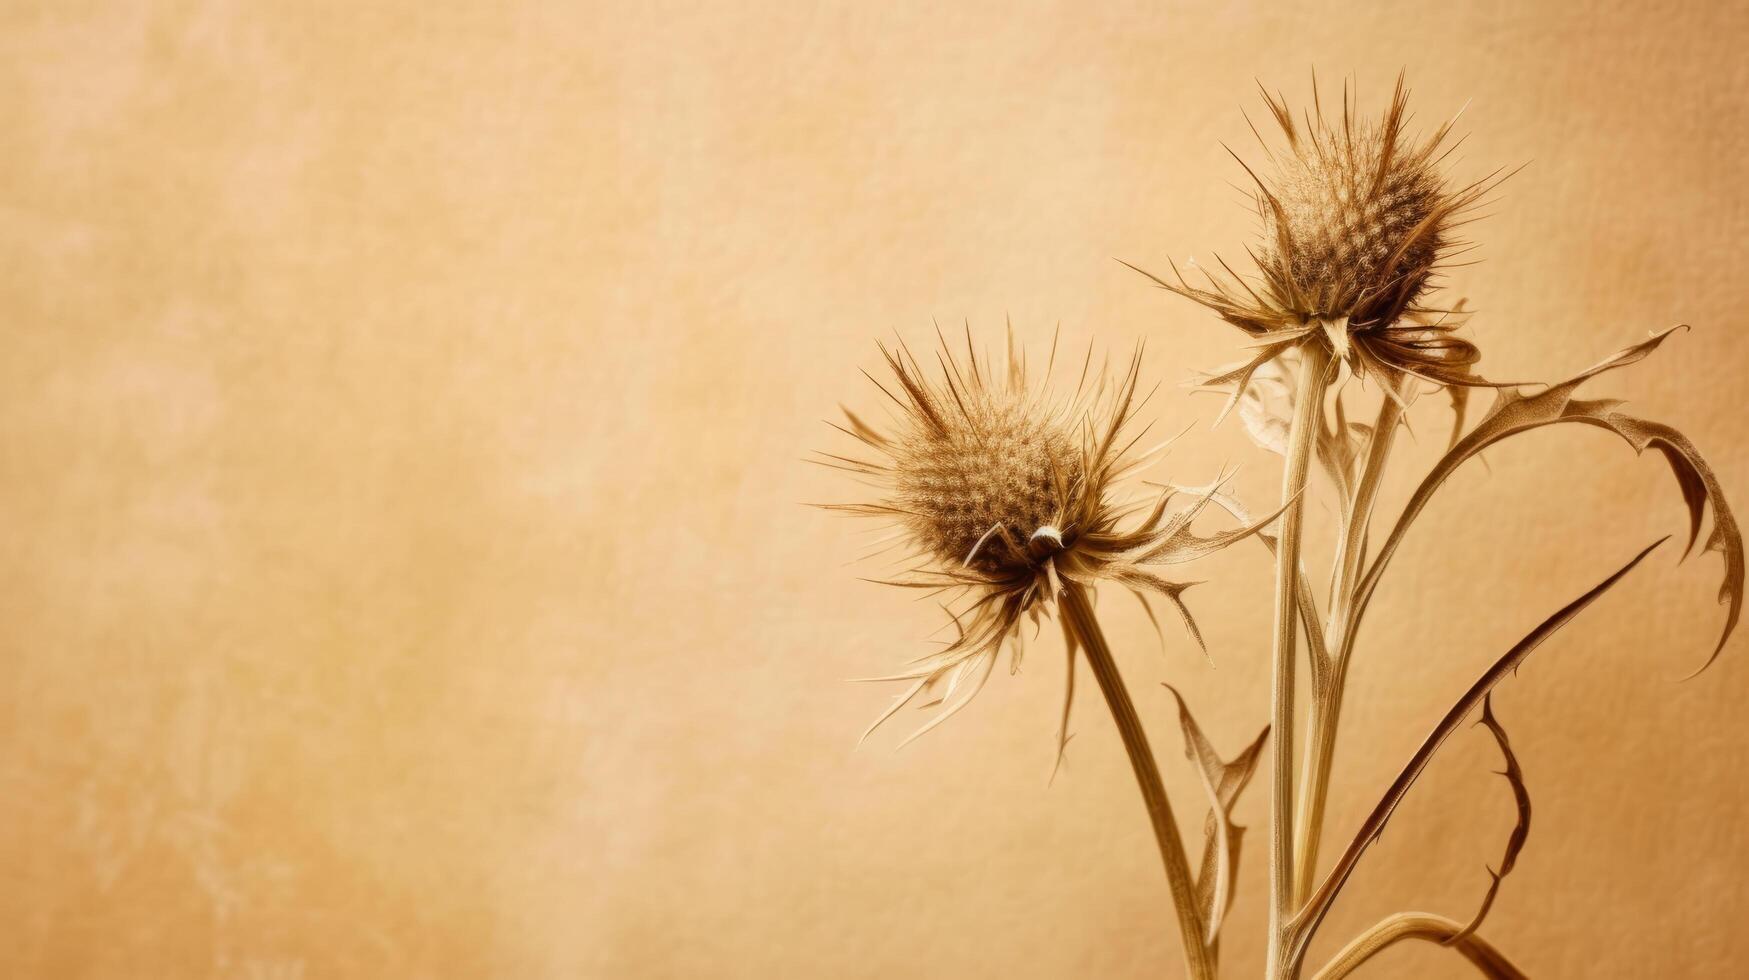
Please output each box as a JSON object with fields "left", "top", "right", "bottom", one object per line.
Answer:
{"left": 1446, "top": 693, "right": 1531, "bottom": 946}
{"left": 1354, "top": 327, "right": 1742, "bottom": 674}
{"left": 1290, "top": 539, "right": 1664, "bottom": 969}
{"left": 1163, "top": 684, "right": 1269, "bottom": 946}
{"left": 1319, "top": 392, "right": 1373, "bottom": 511}
{"left": 1051, "top": 612, "right": 1079, "bottom": 781}
{"left": 1238, "top": 369, "right": 1293, "bottom": 457}
{"left": 1196, "top": 349, "right": 1369, "bottom": 509}
{"left": 1309, "top": 912, "right": 1530, "bottom": 980}
{"left": 1193, "top": 346, "right": 1297, "bottom": 448}
{"left": 1158, "top": 477, "right": 1331, "bottom": 679}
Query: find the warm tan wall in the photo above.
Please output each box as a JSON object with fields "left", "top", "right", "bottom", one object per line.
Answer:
{"left": 3, "top": 2, "right": 1746, "bottom": 977}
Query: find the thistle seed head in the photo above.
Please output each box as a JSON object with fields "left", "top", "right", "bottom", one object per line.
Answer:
{"left": 1130, "top": 74, "right": 1506, "bottom": 391}
{"left": 1265, "top": 122, "right": 1446, "bottom": 320}
{"left": 816, "top": 328, "right": 1282, "bottom": 745}
{"left": 890, "top": 393, "right": 1077, "bottom": 575}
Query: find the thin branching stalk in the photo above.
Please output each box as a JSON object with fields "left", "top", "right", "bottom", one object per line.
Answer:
{"left": 1267, "top": 339, "right": 1334, "bottom": 980}
{"left": 1328, "top": 383, "right": 1408, "bottom": 640}
{"left": 1132, "top": 81, "right": 1741, "bottom": 980}
{"left": 1307, "top": 912, "right": 1529, "bottom": 980}
{"left": 1292, "top": 381, "right": 1406, "bottom": 904}
{"left": 1284, "top": 540, "right": 1662, "bottom": 973}
{"left": 1058, "top": 579, "right": 1214, "bottom": 980}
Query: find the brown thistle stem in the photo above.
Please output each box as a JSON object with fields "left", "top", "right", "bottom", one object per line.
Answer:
{"left": 1267, "top": 338, "right": 1333, "bottom": 980}
{"left": 1306, "top": 912, "right": 1528, "bottom": 979}
{"left": 1058, "top": 578, "right": 1214, "bottom": 980}
{"left": 1292, "top": 380, "right": 1406, "bottom": 905}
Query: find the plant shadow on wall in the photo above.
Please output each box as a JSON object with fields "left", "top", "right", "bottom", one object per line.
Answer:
{"left": 811, "top": 74, "right": 1741, "bottom": 980}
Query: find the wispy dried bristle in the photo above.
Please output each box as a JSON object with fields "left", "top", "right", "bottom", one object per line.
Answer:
{"left": 892, "top": 395, "right": 1077, "bottom": 574}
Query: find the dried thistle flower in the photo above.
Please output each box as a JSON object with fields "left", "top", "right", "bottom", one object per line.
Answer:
{"left": 815, "top": 328, "right": 1277, "bottom": 746}
{"left": 1131, "top": 74, "right": 1510, "bottom": 396}
{"left": 812, "top": 71, "right": 1744, "bottom": 980}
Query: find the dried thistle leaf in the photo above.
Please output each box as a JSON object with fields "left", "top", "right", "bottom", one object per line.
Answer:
{"left": 1162, "top": 478, "right": 1332, "bottom": 678}
{"left": 1163, "top": 684, "right": 1269, "bottom": 945}
{"left": 1355, "top": 327, "right": 1742, "bottom": 674}
{"left": 1445, "top": 382, "right": 1471, "bottom": 452}
{"left": 1236, "top": 356, "right": 1295, "bottom": 457}
{"left": 1051, "top": 611, "right": 1080, "bottom": 781}
{"left": 1308, "top": 912, "right": 1531, "bottom": 980}
{"left": 1316, "top": 394, "right": 1370, "bottom": 511}
{"left": 1202, "top": 347, "right": 1372, "bottom": 510}
{"left": 1292, "top": 539, "right": 1664, "bottom": 964}
{"left": 1446, "top": 693, "right": 1530, "bottom": 946}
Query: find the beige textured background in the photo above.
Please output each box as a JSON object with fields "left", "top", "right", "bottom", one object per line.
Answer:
{"left": 3, "top": 2, "right": 1747, "bottom": 977}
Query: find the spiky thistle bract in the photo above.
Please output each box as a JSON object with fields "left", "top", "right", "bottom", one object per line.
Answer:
{"left": 815, "top": 328, "right": 1279, "bottom": 748}
{"left": 1129, "top": 73, "right": 1515, "bottom": 405}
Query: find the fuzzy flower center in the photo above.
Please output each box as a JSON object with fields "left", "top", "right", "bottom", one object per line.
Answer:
{"left": 894, "top": 402, "right": 1078, "bottom": 575}
{"left": 1266, "top": 132, "right": 1443, "bottom": 320}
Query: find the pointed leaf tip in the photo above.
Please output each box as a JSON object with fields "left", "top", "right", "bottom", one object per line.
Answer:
{"left": 1163, "top": 684, "right": 1270, "bottom": 944}
{"left": 1357, "top": 327, "right": 1739, "bottom": 678}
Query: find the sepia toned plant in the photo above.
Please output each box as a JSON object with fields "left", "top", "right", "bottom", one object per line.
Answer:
{"left": 1126, "top": 74, "right": 1510, "bottom": 406}
{"left": 1130, "top": 75, "right": 1743, "bottom": 979}
{"left": 815, "top": 330, "right": 1280, "bottom": 978}
{"left": 818, "top": 74, "right": 1741, "bottom": 980}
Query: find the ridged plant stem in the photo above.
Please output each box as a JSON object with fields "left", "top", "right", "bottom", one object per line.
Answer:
{"left": 1267, "top": 339, "right": 1333, "bottom": 980}
{"left": 1059, "top": 578, "right": 1214, "bottom": 980}
{"left": 1292, "top": 381, "right": 1404, "bottom": 905}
